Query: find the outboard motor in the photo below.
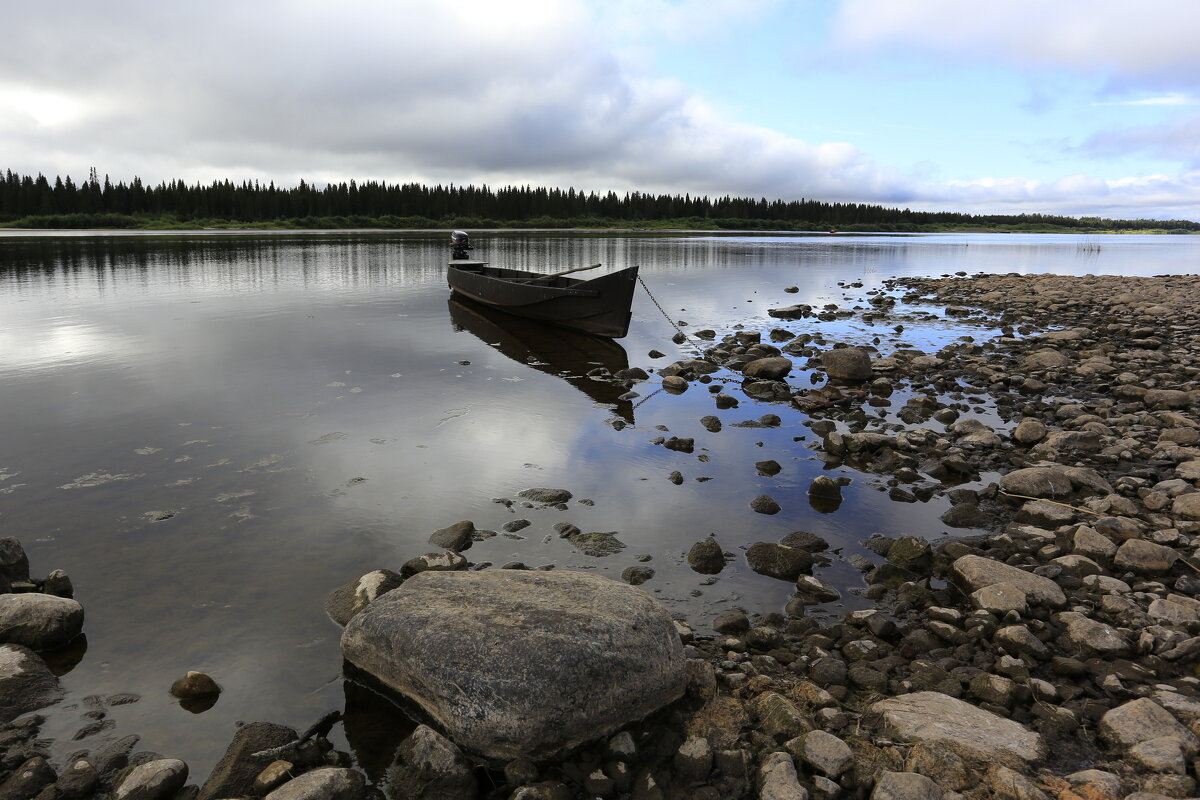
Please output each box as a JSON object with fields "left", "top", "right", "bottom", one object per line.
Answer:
{"left": 450, "top": 230, "right": 472, "bottom": 260}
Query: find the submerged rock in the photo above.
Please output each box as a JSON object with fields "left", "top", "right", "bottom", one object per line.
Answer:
{"left": 341, "top": 570, "right": 687, "bottom": 761}
{"left": 0, "top": 643, "right": 63, "bottom": 723}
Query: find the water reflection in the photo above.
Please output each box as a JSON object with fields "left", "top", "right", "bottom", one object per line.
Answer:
{"left": 447, "top": 297, "right": 634, "bottom": 423}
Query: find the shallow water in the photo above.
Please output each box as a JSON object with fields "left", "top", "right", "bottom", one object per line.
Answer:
{"left": 0, "top": 230, "right": 1197, "bottom": 775}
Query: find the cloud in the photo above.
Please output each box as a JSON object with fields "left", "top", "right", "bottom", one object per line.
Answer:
{"left": 1080, "top": 116, "right": 1200, "bottom": 168}
{"left": 1, "top": 0, "right": 1198, "bottom": 221}
{"left": 830, "top": 0, "right": 1200, "bottom": 88}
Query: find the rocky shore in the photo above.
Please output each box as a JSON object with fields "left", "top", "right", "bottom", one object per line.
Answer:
{"left": 4, "top": 272, "right": 1200, "bottom": 799}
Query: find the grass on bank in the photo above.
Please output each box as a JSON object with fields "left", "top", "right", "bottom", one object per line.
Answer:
{"left": 0, "top": 212, "right": 1194, "bottom": 235}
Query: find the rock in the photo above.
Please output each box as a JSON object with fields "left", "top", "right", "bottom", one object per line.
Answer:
{"left": 621, "top": 566, "right": 654, "bottom": 586}
{"left": 951, "top": 555, "right": 1066, "bottom": 608}
{"left": 1144, "top": 389, "right": 1192, "bottom": 408}
{"left": 808, "top": 476, "right": 842, "bottom": 501}
{"left": 713, "top": 609, "right": 750, "bottom": 634}
{"left": 662, "top": 375, "right": 688, "bottom": 392}
{"left": 0, "top": 756, "right": 56, "bottom": 800}
{"left": 0, "top": 593, "right": 84, "bottom": 650}
{"left": 752, "top": 692, "right": 811, "bottom": 742}
{"left": 1012, "top": 419, "right": 1048, "bottom": 445}
{"left": 1056, "top": 612, "right": 1130, "bottom": 658}
{"left": 44, "top": 758, "right": 100, "bottom": 798}
{"left": 999, "top": 467, "right": 1072, "bottom": 499}
{"left": 673, "top": 735, "right": 712, "bottom": 783}
{"left": 112, "top": 759, "right": 189, "bottom": 800}
{"left": 820, "top": 347, "right": 873, "bottom": 381}
{"left": 326, "top": 569, "right": 404, "bottom": 626}
{"left": 700, "top": 415, "right": 722, "bottom": 432}
{"left": 198, "top": 722, "right": 298, "bottom": 800}
{"left": 518, "top": 488, "right": 573, "bottom": 504}
{"left": 871, "top": 771, "right": 943, "bottom": 800}
{"left": 387, "top": 725, "right": 475, "bottom": 800}
{"left": 0, "top": 539, "right": 30, "bottom": 584}
{"left": 971, "top": 583, "right": 1028, "bottom": 616}
{"left": 266, "top": 768, "right": 365, "bottom": 799}
{"left": 984, "top": 764, "right": 1049, "bottom": 800}
{"left": 904, "top": 742, "right": 971, "bottom": 791}
{"left": 746, "top": 543, "right": 813, "bottom": 581}
{"left": 687, "top": 538, "right": 725, "bottom": 574}
{"left": 1114, "top": 539, "right": 1179, "bottom": 574}
{"left": 1174, "top": 493, "right": 1200, "bottom": 521}
{"left": 568, "top": 531, "right": 625, "bottom": 557}
{"left": 757, "top": 751, "right": 807, "bottom": 800}
{"left": 1072, "top": 526, "right": 1116, "bottom": 560}
{"left": 871, "top": 692, "right": 1044, "bottom": 766}
{"left": 789, "top": 730, "right": 853, "bottom": 778}
{"left": 750, "top": 494, "right": 781, "bottom": 514}
{"left": 341, "top": 570, "right": 687, "bottom": 760}
{"left": 401, "top": 551, "right": 468, "bottom": 577}
{"left": 743, "top": 357, "right": 793, "bottom": 380}
{"left": 170, "top": 671, "right": 220, "bottom": 699}
{"left": 1021, "top": 348, "right": 1072, "bottom": 369}
{"left": 253, "top": 761, "right": 295, "bottom": 795}
{"left": 428, "top": 521, "right": 475, "bottom": 552}
{"left": 1099, "top": 698, "right": 1200, "bottom": 752}
{"left": 0, "top": 643, "right": 62, "bottom": 723}
{"left": 1128, "top": 736, "right": 1187, "bottom": 774}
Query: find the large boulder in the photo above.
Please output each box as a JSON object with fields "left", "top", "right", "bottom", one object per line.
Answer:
{"left": 951, "top": 555, "right": 1066, "bottom": 609}
{"left": 819, "top": 348, "right": 873, "bottom": 381}
{"left": 871, "top": 692, "right": 1044, "bottom": 767}
{"left": 999, "top": 467, "right": 1072, "bottom": 499}
{"left": 742, "top": 357, "right": 792, "bottom": 381}
{"left": 0, "top": 644, "right": 63, "bottom": 722}
{"left": 341, "top": 570, "right": 687, "bottom": 761}
{"left": 0, "top": 593, "right": 84, "bottom": 650}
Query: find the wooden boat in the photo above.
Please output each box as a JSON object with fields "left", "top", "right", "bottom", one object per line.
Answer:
{"left": 447, "top": 296, "right": 634, "bottom": 423}
{"left": 446, "top": 260, "right": 639, "bottom": 339}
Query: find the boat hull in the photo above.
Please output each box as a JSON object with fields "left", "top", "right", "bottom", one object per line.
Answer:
{"left": 447, "top": 261, "right": 638, "bottom": 339}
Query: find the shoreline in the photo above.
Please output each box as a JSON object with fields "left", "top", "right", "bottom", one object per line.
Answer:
{"left": 3, "top": 271, "right": 1200, "bottom": 798}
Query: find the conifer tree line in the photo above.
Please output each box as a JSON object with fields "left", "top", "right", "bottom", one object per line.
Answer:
{"left": 2, "top": 168, "right": 1197, "bottom": 232}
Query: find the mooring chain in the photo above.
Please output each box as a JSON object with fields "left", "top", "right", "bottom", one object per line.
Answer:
{"left": 637, "top": 274, "right": 692, "bottom": 344}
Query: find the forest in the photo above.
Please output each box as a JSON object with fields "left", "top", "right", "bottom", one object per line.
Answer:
{"left": 2, "top": 168, "right": 1197, "bottom": 233}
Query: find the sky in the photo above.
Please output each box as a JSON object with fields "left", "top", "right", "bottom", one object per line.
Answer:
{"left": 2, "top": 0, "right": 1199, "bottom": 221}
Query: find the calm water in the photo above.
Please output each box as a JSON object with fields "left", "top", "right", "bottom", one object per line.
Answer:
{"left": 0, "top": 230, "right": 1197, "bottom": 775}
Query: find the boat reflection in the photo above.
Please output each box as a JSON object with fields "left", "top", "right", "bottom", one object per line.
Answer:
{"left": 448, "top": 297, "right": 635, "bottom": 424}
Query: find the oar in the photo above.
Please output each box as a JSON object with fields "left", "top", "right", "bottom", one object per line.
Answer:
{"left": 523, "top": 263, "right": 604, "bottom": 283}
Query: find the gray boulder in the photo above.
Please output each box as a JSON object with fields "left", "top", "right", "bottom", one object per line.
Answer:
{"left": 0, "top": 593, "right": 84, "bottom": 650}
{"left": 951, "top": 555, "right": 1066, "bottom": 608}
{"left": 0, "top": 643, "right": 62, "bottom": 722}
{"left": 1114, "top": 539, "right": 1178, "bottom": 574}
{"left": 743, "top": 357, "right": 792, "bottom": 380}
{"left": 326, "top": 569, "right": 405, "bottom": 626}
{"left": 871, "top": 691, "right": 1044, "bottom": 767}
{"left": 687, "top": 538, "right": 725, "bottom": 574}
{"left": 1099, "top": 698, "right": 1200, "bottom": 752}
{"left": 819, "top": 347, "right": 873, "bottom": 381}
{"left": 872, "top": 771, "right": 943, "bottom": 800}
{"left": 198, "top": 722, "right": 298, "bottom": 800}
{"left": 341, "top": 570, "right": 687, "bottom": 761}
{"left": 401, "top": 551, "right": 468, "bottom": 577}
{"left": 999, "top": 467, "right": 1073, "bottom": 498}
{"left": 266, "top": 767, "right": 365, "bottom": 800}
{"left": 428, "top": 521, "right": 475, "bottom": 552}
{"left": 112, "top": 758, "right": 188, "bottom": 800}
{"left": 746, "top": 543, "right": 813, "bottom": 581}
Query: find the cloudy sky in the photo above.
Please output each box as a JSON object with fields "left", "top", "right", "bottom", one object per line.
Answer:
{"left": 3, "top": 0, "right": 1199, "bottom": 220}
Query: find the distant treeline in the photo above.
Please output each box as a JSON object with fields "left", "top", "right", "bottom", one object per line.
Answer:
{"left": 2, "top": 168, "right": 1198, "bottom": 233}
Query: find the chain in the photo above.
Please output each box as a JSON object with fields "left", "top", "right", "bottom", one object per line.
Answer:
{"left": 637, "top": 274, "right": 692, "bottom": 343}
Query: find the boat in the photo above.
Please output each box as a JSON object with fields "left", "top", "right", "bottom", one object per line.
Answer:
{"left": 445, "top": 232, "right": 638, "bottom": 339}
{"left": 447, "top": 296, "right": 634, "bottom": 423}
